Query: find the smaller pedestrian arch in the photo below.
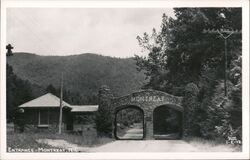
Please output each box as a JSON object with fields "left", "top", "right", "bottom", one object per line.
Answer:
{"left": 111, "top": 89, "right": 183, "bottom": 140}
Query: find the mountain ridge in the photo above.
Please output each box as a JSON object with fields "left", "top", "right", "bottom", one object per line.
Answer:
{"left": 7, "top": 52, "right": 147, "bottom": 97}
{"left": 11, "top": 52, "right": 134, "bottom": 59}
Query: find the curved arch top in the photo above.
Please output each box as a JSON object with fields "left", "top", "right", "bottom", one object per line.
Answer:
{"left": 111, "top": 89, "right": 184, "bottom": 112}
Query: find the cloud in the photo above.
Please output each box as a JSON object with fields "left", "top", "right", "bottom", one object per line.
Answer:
{"left": 7, "top": 8, "right": 174, "bottom": 57}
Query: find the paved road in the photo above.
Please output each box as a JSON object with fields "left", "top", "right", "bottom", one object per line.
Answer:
{"left": 121, "top": 127, "right": 143, "bottom": 139}
{"left": 92, "top": 126, "right": 200, "bottom": 152}
{"left": 37, "top": 138, "right": 199, "bottom": 152}
{"left": 102, "top": 125, "right": 199, "bottom": 152}
{"left": 91, "top": 140, "right": 199, "bottom": 152}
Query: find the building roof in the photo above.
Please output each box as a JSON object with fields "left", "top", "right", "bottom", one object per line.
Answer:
{"left": 70, "top": 105, "right": 99, "bottom": 112}
{"left": 19, "top": 93, "right": 71, "bottom": 108}
{"left": 19, "top": 93, "right": 99, "bottom": 112}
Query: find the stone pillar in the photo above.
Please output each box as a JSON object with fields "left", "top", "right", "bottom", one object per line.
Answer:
{"left": 145, "top": 112, "right": 154, "bottom": 139}
{"left": 96, "top": 85, "right": 114, "bottom": 137}
{"left": 145, "top": 120, "right": 153, "bottom": 139}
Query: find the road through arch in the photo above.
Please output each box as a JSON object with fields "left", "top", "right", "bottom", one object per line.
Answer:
{"left": 114, "top": 105, "right": 144, "bottom": 140}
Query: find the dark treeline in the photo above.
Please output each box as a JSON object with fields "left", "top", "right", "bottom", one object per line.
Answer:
{"left": 135, "top": 8, "right": 242, "bottom": 140}
{"left": 45, "top": 84, "right": 98, "bottom": 105}
{"left": 7, "top": 64, "right": 34, "bottom": 122}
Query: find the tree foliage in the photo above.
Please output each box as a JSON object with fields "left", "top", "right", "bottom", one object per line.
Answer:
{"left": 116, "top": 108, "right": 143, "bottom": 127}
{"left": 7, "top": 64, "right": 34, "bottom": 122}
{"left": 135, "top": 8, "right": 242, "bottom": 140}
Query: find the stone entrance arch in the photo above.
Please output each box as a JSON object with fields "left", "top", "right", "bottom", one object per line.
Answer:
{"left": 111, "top": 89, "right": 183, "bottom": 140}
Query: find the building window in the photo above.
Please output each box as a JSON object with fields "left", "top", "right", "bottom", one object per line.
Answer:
{"left": 38, "top": 108, "right": 49, "bottom": 128}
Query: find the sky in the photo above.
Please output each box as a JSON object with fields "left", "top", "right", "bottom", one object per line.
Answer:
{"left": 7, "top": 8, "right": 174, "bottom": 58}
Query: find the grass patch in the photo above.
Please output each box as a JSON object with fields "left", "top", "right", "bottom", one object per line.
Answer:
{"left": 7, "top": 132, "right": 62, "bottom": 152}
{"left": 184, "top": 137, "right": 242, "bottom": 152}
{"left": 7, "top": 131, "right": 113, "bottom": 152}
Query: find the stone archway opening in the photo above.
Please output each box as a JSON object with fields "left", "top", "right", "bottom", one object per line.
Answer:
{"left": 153, "top": 105, "right": 183, "bottom": 139}
{"left": 114, "top": 105, "right": 144, "bottom": 140}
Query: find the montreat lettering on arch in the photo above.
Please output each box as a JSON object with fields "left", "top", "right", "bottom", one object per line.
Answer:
{"left": 130, "top": 96, "right": 165, "bottom": 102}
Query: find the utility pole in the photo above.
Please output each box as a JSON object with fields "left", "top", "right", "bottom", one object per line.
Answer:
{"left": 203, "top": 29, "right": 241, "bottom": 97}
{"left": 58, "top": 72, "right": 63, "bottom": 134}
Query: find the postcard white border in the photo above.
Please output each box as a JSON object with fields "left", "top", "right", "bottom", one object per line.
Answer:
{"left": 1, "top": 0, "right": 249, "bottom": 159}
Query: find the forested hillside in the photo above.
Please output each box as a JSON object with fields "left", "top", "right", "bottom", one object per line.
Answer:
{"left": 7, "top": 53, "right": 146, "bottom": 98}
